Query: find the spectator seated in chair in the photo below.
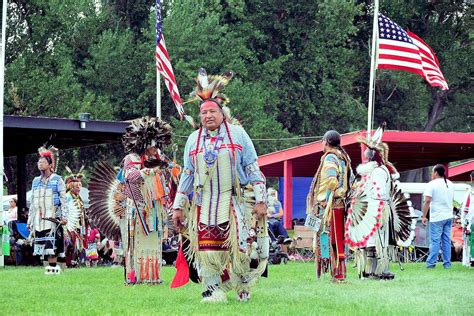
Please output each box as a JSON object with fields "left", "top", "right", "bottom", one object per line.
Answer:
{"left": 266, "top": 188, "right": 291, "bottom": 247}
{"left": 451, "top": 216, "right": 463, "bottom": 260}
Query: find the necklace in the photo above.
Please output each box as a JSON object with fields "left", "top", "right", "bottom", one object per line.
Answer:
{"left": 202, "top": 127, "right": 224, "bottom": 166}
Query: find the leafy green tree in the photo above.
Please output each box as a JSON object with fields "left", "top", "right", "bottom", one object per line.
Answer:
{"left": 5, "top": 0, "right": 114, "bottom": 119}
{"left": 243, "top": 0, "right": 367, "bottom": 136}
{"left": 162, "top": 0, "right": 294, "bottom": 154}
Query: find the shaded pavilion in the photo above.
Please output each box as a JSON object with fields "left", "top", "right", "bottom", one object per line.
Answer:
{"left": 4, "top": 115, "right": 128, "bottom": 215}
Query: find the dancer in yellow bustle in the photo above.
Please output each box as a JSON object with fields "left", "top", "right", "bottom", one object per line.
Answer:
{"left": 88, "top": 116, "right": 176, "bottom": 285}
{"left": 306, "top": 131, "right": 352, "bottom": 283}
{"left": 172, "top": 68, "right": 268, "bottom": 303}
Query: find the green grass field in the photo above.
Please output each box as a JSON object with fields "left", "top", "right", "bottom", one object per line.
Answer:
{"left": 1, "top": 262, "right": 473, "bottom": 315}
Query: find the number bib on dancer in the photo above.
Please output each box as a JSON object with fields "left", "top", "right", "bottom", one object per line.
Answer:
{"left": 305, "top": 214, "right": 321, "bottom": 232}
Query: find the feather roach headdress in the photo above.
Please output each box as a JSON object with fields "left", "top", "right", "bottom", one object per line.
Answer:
{"left": 186, "top": 68, "right": 240, "bottom": 129}
{"left": 122, "top": 116, "right": 172, "bottom": 155}
{"left": 357, "top": 123, "right": 398, "bottom": 176}
{"left": 38, "top": 145, "right": 59, "bottom": 173}
{"left": 346, "top": 123, "right": 416, "bottom": 249}
{"left": 64, "top": 165, "right": 85, "bottom": 191}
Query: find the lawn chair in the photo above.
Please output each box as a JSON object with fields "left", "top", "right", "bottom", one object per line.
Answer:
{"left": 413, "top": 219, "right": 429, "bottom": 262}
{"left": 289, "top": 225, "right": 314, "bottom": 262}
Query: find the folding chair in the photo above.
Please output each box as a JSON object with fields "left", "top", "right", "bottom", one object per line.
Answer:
{"left": 414, "top": 219, "right": 430, "bottom": 262}
{"left": 289, "top": 225, "right": 314, "bottom": 262}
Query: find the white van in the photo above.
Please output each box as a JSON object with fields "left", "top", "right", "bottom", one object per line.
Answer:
{"left": 397, "top": 182, "right": 471, "bottom": 248}
{"left": 398, "top": 182, "right": 471, "bottom": 212}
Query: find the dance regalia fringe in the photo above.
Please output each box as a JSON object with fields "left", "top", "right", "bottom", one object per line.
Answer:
{"left": 64, "top": 191, "right": 86, "bottom": 265}
{"left": 174, "top": 122, "right": 268, "bottom": 294}
{"left": 122, "top": 153, "right": 168, "bottom": 285}
{"left": 28, "top": 174, "right": 69, "bottom": 258}
{"left": 306, "top": 148, "right": 351, "bottom": 280}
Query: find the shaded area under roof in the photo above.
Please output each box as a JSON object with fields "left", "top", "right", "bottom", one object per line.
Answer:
{"left": 4, "top": 115, "right": 129, "bottom": 156}
{"left": 4, "top": 115, "right": 129, "bottom": 220}
{"left": 258, "top": 130, "right": 474, "bottom": 229}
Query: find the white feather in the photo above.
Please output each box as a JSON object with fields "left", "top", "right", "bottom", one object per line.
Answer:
{"left": 371, "top": 125, "right": 384, "bottom": 146}
{"left": 198, "top": 68, "right": 209, "bottom": 89}
{"left": 65, "top": 193, "right": 82, "bottom": 232}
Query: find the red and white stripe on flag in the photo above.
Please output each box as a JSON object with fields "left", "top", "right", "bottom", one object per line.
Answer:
{"left": 377, "top": 14, "right": 448, "bottom": 90}
{"left": 155, "top": 35, "right": 185, "bottom": 118}
{"left": 155, "top": 0, "right": 185, "bottom": 119}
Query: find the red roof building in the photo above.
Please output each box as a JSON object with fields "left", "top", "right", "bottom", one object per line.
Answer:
{"left": 449, "top": 160, "right": 474, "bottom": 181}
{"left": 258, "top": 130, "right": 474, "bottom": 228}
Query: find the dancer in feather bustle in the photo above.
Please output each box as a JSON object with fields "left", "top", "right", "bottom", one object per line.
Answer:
{"left": 121, "top": 117, "right": 172, "bottom": 284}
{"left": 345, "top": 126, "right": 416, "bottom": 280}
{"left": 27, "top": 146, "right": 70, "bottom": 274}
{"left": 63, "top": 166, "right": 87, "bottom": 267}
{"left": 307, "top": 130, "right": 352, "bottom": 283}
{"left": 88, "top": 116, "right": 176, "bottom": 284}
{"left": 172, "top": 68, "right": 268, "bottom": 303}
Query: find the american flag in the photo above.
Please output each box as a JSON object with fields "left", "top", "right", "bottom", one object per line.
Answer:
{"left": 377, "top": 14, "right": 448, "bottom": 90}
{"left": 155, "top": 0, "right": 185, "bottom": 118}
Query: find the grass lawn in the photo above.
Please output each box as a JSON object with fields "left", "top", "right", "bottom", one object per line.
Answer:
{"left": 1, "top": 262, "right": 473, "bottom": 315}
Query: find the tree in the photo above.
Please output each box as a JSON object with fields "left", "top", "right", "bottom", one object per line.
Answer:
{"left": 243, "top": 0, "right": 368, "bottom": 136}
{"left": 3, "top": 0, "right": 471, "bottom": 186}
{"left": 162, "top": 0, "right": 294, "bottom": 154}
{"left": 5, "top": 0, "right": 115, "bottom": 119}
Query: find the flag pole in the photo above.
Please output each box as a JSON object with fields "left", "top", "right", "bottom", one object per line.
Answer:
{"left": 155, "top": 0, "right": 161, "bottom": 119}
{"left": 156, "top": 68, "right": 161, "bottom": 118}
{"left": 367, "top": 0, "right": 379, "bottom": 141}
{"left": 0, "top": 0, "right": 8, "bottom": 268}
{"left": 155, "top": 1, "right": 161, "bottom": 119}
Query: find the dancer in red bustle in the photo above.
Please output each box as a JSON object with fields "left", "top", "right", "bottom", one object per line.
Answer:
{"left": 27, "top": 146, "right": 70, "bottom": 275}
{"left": 172, "top": 68, "right": 268, "bottom": 303}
